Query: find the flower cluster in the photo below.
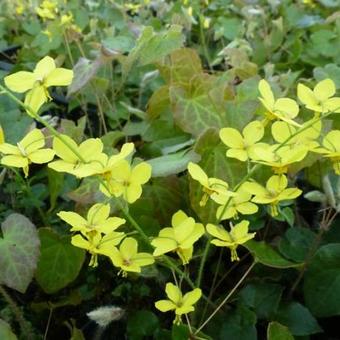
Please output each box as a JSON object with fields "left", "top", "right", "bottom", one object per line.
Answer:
{"left": 1, "top": 53, "right": 340, "bottom": 326}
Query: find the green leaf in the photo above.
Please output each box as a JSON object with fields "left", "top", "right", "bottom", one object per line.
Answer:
{"left": 142, "top": 176, "right": 186, "bottom": 226}
{"left": 220, "top": 305, "right": 257, "bottom": 340}
{"left": 244, "top": 240, "right": 302, "bottom": 268}
{"left": 189, "top": 128, "right": 246, "bottom": 223}
{"left": 279, "top": 227, "right": 316, "bottom": 262}
{"left": 35, "top": 228, "right": 85, "bottom": 294}
{"left": 127, "top": 310, "right": 159, "bottom": 339}
{"left": 304, "top": 243, "right": 340, "bottom": 317}
{"left": 314, "top": 63, "right": 340, "bottom": 89}
{"left": 0, "top": 214, "right": 40, "bottom": 293}
{"left": 239, "top": 283, "right": 283, "bottom": 319}
{"left": 148, "top": 150, "right": 200, "bottom": 177}
{"left": 275, "top": 302, "right": 322, "bottom": 336}
{"left": 172, "top": 324, "right": 190, "bottom": 340}
{"left": 158, "top": 48, "right": 202, "bottom": 85}
{"left": 170, "top": 74, "right": 229, "bottom": 137}
{"left": 122, "top": 25, "right": 184, "bottom": 76}
{"left": 267, "top": 322, "right": 294, "bottom": 340}
{"left": 0, "top": 319, "right": 17, "bottom": 340}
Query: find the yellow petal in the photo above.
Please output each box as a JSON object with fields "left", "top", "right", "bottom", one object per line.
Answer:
{"left": 78, "top": 138, "right": 103, "bottom": 160}
{"left": 131, "top": 162, "right": 152, "bottom": 184}
{"left": 165, "top": 283, "right": 182, "bottom": 304}
{"left": 206, "top": 223, "right": 232, "bottom": 242}
{"left": 28, "top": 149, "right": 55, "bottom": 163}
{"left": 133, "top": 253, "right": 154, "bottom": 266}
{"left": 171, "top": 210, "right": 189, "bottom": 227}
{"left": 125, "top": 183, "right": 142, "bottom": 203}
{"left": 323, "top": 131, "right": 340, "bottom": 152}
{"left": 274, "top": 98, "right": 299, "bottom": 119}
{"left": 44, "top": 68, "right": 73, "bottom": 87}
{"left": 219, "top": 128, "right": 244, "bottom": 148}
{"left": 24, "top": 86, "right": 48, "bottom": 114}
{"left": 1, "top": 155, "right": 28, "bottom": 168}
{"left": 230, "top": 220, "right": 252, "bottom": 242}
{"left": 237, "top": 202, "right": 258, "bottom": 215}
{"left": 152, "top": 237, "right": 177, "bottom": 256}
{"left": 278, "top": 188, "right": 302, "bottom": 201}
{"left": 120, "top": 237, "right": 138, "bottom": 258}
{"left": 33, "top": 56, "right": 56, "bottom": 79}
{"left": 187, "top": 162, "right": 209, "bottom": 187}
{"left": 48, "top": 160, "right": 76, "bottom": 173}
{"left": 325, "top": 97, "right": 340, "bottom": 113}
{"left": 155, "top": 300, "right": 176, "bottom": 312}
{"left": 297, "top": 83, "right": 318, "bottom": 107}
{"left": 0, "top": 143, "right": 20, "bottom": 155}
{"left": 20, "top": 129, "right": 45, "bottom": 152}
{"left": 87, "top": 203, "right": 110, "bottom": 225}
{"left": 258, "top": 80, "right": 275, "bottom": 108}
{"left": 271, "top": 121, "right": 294, "bottom": 143}
{"left": 266, "top": 175, "right": 288, "bottom": 193}
{"left": 182, "top": 288, "right": 201, "bottom": 308}
{"left": 226, "top": 148, "right": 248, "bottom": 161}
{"left": 314, "top": 79, "right": 335, "bottom": 102}
{"left": 243, "top": 121, "right": 264, "bottom": 145}
{"left": 4, "top": 71, "right": 36, "bottom": 93}
{"left": 53, "top": 135, "right": 79, "bottom": 162}
{"left": 71, "top": 234, "right": 90, "bottom": 250}
{"left": 57, "top": 211, "right": 88, "bottom": 230}
{"left": 99, "top": 217, "right": 126, "bottom": 234}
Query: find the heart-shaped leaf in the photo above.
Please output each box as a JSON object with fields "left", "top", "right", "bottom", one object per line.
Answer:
{"left": 0, "top": 214, "right": 40, "bottom": 293}
{"left": 35, "top": 228, "right": 85, "bottom": 294}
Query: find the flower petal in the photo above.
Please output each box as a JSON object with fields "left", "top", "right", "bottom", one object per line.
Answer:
{"left": 314, "top": 79, "right": 335, "bottom": 102}
{"left": 44, "top": 68, "right": 73, "bottom": 87}
{"left": 28, "top": 149, "right": 55, "bottom": 163}
{"left": 4, "top": 71, "right": 36, "bottom": 93}
{"left": 33, "top": 56, "right": 56, "bottom": 79}
{"left": 219, "top": 128, "right": 244, "bottom": 148}
{"left": 165, "top": 283, "right": 182, "bottom": 304}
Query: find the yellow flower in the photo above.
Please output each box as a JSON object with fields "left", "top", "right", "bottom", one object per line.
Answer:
{"left": 251, "top": 144, "right": 307, "bottom": 174}
{"left": 297, "top": 79, "right": 340, "bottom": 115}
{"left": 0, "top": 129, "right": 55, "bottom": 177}
{"left": 155, "top": 283, "right": 201, "bottom": 325}
{"left": 58, "top": 203, "right": 126, "bottom": 239}
{"left": 207, "top": 220, "right": 255, "bottom": 261}
{"left": 220, "top": 121, "right": 265, "bottom": 161}
{"left": 215, "top": 186, "right": 258, "bottom": 220}
{"left": 313, "top": 130, "right": 340, "bottom": 175}
{"left": 151, "top": 210, "right": 205, "bottom": 264}
{"left": 97, "top": 143, "right": 135, "bottom": 179}
{"left": 4, "top": 56, "right": 73, "bottom": 115}
{"left": 258, "top": 79, "right": 300, "bottom": 126}
{"left": 100, "top": 160, "right": 152, "bottom": 204}
{"left": 271, "top": 119, "right": 321, "bottom": 150}
{"left": 36, "top": 0, "right": 58, "bottom": 20}
{"left": 243, "top": 175, "right": 302, "bottom": 217}
{"left": 187, "top": 162, "right": 234, "bottom": 206}
{"left": 48, "top": 135, "right": 106, "bottom": 178}
{"left": 72, "top": 232, "right": 125, "bottom": 267}
{"left": 109, "top": 237, "right": 154, "bottom": 275}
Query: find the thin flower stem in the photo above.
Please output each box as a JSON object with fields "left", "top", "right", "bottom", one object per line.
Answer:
{"left": 196, "top": 235, "right": 212, "bottom": 287}
{"left": 195, "top": 261, "right": 256, "bottom": 334}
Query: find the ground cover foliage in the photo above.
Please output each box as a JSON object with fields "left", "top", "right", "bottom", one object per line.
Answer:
{"left": 0, "top": 0, "right": 340, "bottom": 339}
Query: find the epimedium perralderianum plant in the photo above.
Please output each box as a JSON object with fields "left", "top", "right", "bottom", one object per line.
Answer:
{"left": 0, "top": 54, "right": 340, "bottom": 339}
